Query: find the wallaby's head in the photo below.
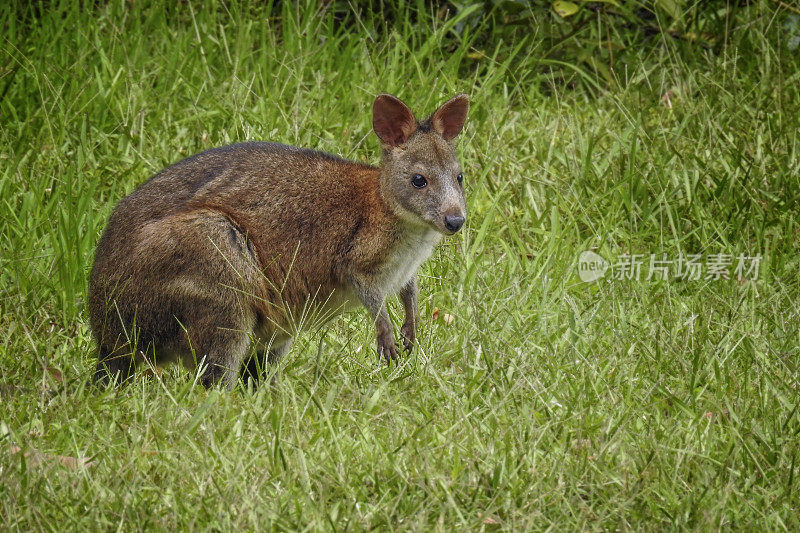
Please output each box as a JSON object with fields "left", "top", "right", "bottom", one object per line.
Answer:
{"left": 373, "top": 93, "right": 469, "bottom": 235}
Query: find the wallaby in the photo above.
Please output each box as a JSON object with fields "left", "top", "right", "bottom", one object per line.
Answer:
{"left": 88, "top": 93, "right": 469, "bottom": 388}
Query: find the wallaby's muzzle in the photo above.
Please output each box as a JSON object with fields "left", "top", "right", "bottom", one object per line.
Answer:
{"left": 444, "top": 214, "right": 465, "bottom": 233}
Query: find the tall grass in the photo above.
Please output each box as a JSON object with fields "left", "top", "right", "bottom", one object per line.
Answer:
{"left": 1, "top": 0, "right": 799, "bottom": 529}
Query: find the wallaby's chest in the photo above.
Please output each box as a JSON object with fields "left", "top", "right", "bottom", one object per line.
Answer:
{"left": 372, "top": 229, "right": 441, "bottom": 295}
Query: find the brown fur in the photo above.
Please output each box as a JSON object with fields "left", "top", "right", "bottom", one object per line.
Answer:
{"left": 89, "top": 94, "right": 469, "bottom": 388}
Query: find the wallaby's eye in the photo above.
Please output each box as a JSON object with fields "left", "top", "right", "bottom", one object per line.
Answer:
{"left": 411, "top": 174, "right": 427, "bottom": 189}
{"left": 457, "top": 173, "right": 463, "bottom": 185}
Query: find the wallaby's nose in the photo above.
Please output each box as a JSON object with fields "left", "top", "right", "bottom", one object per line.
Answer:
{"left": 444, "top": 215, "right": 465, "bottom": 233}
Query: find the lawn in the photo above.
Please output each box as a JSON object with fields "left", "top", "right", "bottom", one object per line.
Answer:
{"left": 1, "top": 1, "right": 799, "bottom": 529}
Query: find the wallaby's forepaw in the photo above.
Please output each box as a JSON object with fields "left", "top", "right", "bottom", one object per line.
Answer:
{"left": 400, "top": 323, "right": 415, "bottom": 353}
{"left": 377, "top": 331, "right": 399, "bottom": 364}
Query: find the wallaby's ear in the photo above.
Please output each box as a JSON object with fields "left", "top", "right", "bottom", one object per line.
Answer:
{"left": 431, "top": 94, "right": 469, "bottom": 141}
{"left": 373, "top": 94, "right": 417, "bottom": 147}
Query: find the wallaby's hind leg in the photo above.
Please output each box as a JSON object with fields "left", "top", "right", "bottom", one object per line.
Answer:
{"left": 241, "top": 338, "right": 292, "bottom": 386}
{"left": 152, "top": 209, "right": 263, "bottom": 390}
{"left": 92, "top": 208, "right": 261, "bottom": 390}
{"left": 94, "top": 347, "right": 136, "bottom": 386}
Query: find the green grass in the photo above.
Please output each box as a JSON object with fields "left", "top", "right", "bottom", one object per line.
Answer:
{"left": 2, "top": 0, "right": 800, "bottom": 529}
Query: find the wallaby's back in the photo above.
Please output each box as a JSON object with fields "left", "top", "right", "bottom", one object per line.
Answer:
{"left": 96, "top": 141, "right": 375, "bottom": 241}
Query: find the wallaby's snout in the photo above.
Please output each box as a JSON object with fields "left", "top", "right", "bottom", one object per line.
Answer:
{"left": 444, "top": 213, "right": 465, "bottom": 233}
{"left": 435, "top": 177, "right": 467, "bottom": 235}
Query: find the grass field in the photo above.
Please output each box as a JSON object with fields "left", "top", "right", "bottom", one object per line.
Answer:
{"left": 2, "top": 1, "right": 800, "bottom": 529}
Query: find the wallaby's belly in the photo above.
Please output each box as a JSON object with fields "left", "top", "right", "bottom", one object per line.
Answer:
{"left": 252, "top": 286, "right": 359, "bottom": 343}
{"left": 250, "top": 275, "right": 360, "bottom": 341}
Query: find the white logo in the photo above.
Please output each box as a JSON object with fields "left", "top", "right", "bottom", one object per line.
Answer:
{"left": 578, "top": 251, "right": 608, "bottom": 282}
